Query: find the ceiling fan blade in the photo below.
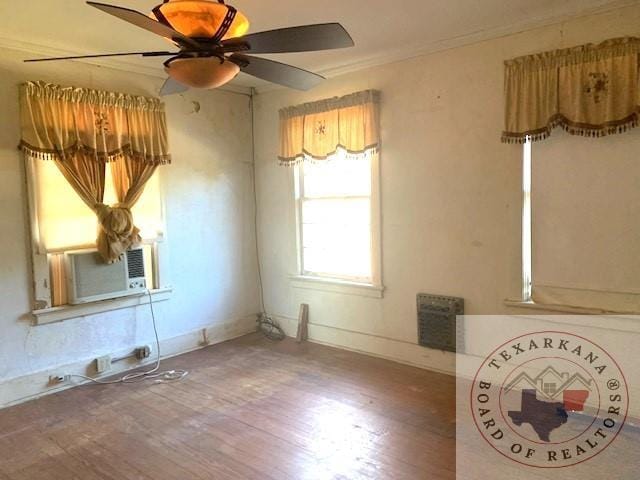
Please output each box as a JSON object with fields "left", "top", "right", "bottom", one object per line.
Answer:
{"left": 223, "top": 23, "right": 354, "bottom": 54}
{"left": 230, "top": 54, "right": 324, "bottom": 91}
{"left": 24, "top": 50, "right": 178, "bottom": 63}
{"left": 87, "top": 1, "right": 203, "bottom": 49}
{"left": 160, "top": 77, "right": 189, "bottom": 96}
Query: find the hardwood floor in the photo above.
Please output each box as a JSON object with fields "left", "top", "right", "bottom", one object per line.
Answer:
{"left": 0, "top": 334, "right": 455, "bottom": 480}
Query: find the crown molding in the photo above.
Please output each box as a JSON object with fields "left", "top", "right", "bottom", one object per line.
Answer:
{"left": 321, "top": 0, "right": 640, "bottom": 78}
{"left": 254, "top": 0, "right": 639, "bottom": 94}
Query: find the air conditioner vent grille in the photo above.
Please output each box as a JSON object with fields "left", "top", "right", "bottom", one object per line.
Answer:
{"left": 126, "top": 248, "right": 145, "bottom": 279}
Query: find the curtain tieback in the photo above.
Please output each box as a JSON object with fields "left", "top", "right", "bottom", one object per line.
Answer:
{"left": 94, "top": 203, "right": 142, "bottom": 263}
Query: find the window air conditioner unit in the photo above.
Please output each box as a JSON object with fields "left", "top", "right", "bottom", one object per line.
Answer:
{"left": 65, "top": 248, "right": 147, "bottom": 305}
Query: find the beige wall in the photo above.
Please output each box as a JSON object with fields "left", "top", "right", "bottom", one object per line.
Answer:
{"left": 0, "top": 48, "right": 260, "bottom": 405}
{"left": 252, "top": 4, "right": 640, "bottom": 372}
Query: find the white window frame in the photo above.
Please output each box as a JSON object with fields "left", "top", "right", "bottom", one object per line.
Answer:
{"left": 522, "top": 139, "right": 533, "bottom": 302}
{"left": 292, "top": 153, "right": 384, "bottom": 297}
{"left": 23, "top": 157, "right": 172, "bottom": 324}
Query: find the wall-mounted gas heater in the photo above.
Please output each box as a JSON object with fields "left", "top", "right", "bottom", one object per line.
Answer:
{"left": 417, "top": 293, "right": 465, "bottom": 353}
{"left": 65, "top": 248, "right": 146, "bottom": 305}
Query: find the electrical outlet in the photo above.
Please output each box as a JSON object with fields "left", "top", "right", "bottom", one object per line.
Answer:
{"left": 134, "top": 345, "right": 152, "bottom": 360}
{"left": 95, "top": 355, "right": 112, "bottom": 374}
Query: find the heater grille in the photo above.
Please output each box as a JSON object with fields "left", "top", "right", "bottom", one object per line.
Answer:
{"left": 417, "top": 294, "right": 464, "bottom": 353}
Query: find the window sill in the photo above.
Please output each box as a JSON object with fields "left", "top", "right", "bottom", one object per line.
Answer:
{"left": 32, "top": 287, "right": 173, "bottom": 325}
{"left": 290, "top": 275, "right": 384, "bottom": 298}
{"left": 504, "top": 298, "right": 638, "bottom": 315}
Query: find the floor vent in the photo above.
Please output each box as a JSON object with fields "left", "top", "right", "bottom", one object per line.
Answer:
{"left": 417, "top": 294, "right": 464, "bottom": 353}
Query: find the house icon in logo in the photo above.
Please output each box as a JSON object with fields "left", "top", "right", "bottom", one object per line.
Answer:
{"left": 504, "top": 366, "right": 592, "bottom": 411}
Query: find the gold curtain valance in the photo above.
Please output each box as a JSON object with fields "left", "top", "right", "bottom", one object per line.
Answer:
{"left": 278, "top": 89, "right": 381, "bottom": 165}
{"left": 19, "top": 81, "right": 171, "bottom": 164}
{"left": 502, "top": 37, "right": 640, "bottom": 144}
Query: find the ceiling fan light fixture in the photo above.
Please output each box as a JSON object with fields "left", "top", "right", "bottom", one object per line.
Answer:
{"left": 154, "top": 0, "right": 249, "bottom": 40}
{"left": 28, "top": 3, "right": 355, "bottom": 93}
{"left": 164, "top": 56, "right": 240, "bottom": 89}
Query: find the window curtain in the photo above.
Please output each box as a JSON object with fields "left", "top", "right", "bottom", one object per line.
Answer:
{"left": 98, "top": 159, "right": 159, "bottom": 262}
{"left": 19, "top": 81, "right": 171, "bottom": 263}
{"left": 502, "top": 37, "right": 640, "bottom": 144}
{"left": 278, "top": 89, "right": 380, "bottom": 165}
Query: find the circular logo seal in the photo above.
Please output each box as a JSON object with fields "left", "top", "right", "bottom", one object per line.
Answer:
{"left": 470, "top": 331, "right": 628, "bottom": 468}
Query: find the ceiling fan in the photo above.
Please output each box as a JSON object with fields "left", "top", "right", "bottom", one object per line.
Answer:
{"left": 25, "top": 0, "right": 355, "bottom": 95}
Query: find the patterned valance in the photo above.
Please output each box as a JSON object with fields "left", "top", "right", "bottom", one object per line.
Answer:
{"left": 19, "top": 81, "right": 171, "bottom": 164}
{"left": 502, "top": 37, "right": 640, "bottom": 143}
{"left": 279, "top": 89, "right": 380, "bottom": 165}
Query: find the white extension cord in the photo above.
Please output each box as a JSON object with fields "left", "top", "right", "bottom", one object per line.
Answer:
{"left": 69, "top": 290, "right": 188, "bottom": 385}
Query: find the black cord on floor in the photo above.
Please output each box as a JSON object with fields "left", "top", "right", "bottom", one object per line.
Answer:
{"left": 69, "top": 290, "right": 188, "bottom": 385}
{"left": 256, "top": 313, "right": 286, "bottom": 341}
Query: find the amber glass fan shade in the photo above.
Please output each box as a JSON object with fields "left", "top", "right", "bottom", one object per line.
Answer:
{"left": 155, "top": 0, "right": 249, "bottom": 39}
{"left": 165, "top": 57, "right": 240, "bottom": 89}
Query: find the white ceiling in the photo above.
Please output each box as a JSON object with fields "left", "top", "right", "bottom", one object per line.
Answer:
{"left": 0, "top": 0, "right": 633, "bottom": 89}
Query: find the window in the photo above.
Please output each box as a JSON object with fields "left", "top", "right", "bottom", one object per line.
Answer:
{"left": 19, "top": 81, "right": 172, "bottom": 319}
{"left": 26, "top": 157, "right": 165, "bottom": 309}
{"left": 520, "top": 131, "right": 640, "bottom": 311}
{"left": 294, "top": 151, "right": 381, "bottom": 286}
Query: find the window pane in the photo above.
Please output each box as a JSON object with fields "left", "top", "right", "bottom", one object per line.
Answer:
{"left": 303, "top": 154, "right": 371, "bottom": 198}
{"left": 301, "top": 198, "right": 371, "bottom": 280}
{"left": 35, "top": 159, "right": 98, "bottom": 251}
{"left": 129, "top": 170, "right": 164, "bottom": 241}
{"left": 302, "top": 198, "right": 370, "bottom": 228}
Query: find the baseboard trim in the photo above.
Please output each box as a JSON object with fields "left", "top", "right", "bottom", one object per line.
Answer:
{"left": 0, "top": 314, "right": 258, "bottom": 409}
{"left": 273, "top": 314, "right": 456, "bottom": 376}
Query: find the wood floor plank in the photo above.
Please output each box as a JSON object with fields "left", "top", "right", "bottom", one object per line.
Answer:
{"left": 0, "top": 333, "right": 456, "bottom": 479}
